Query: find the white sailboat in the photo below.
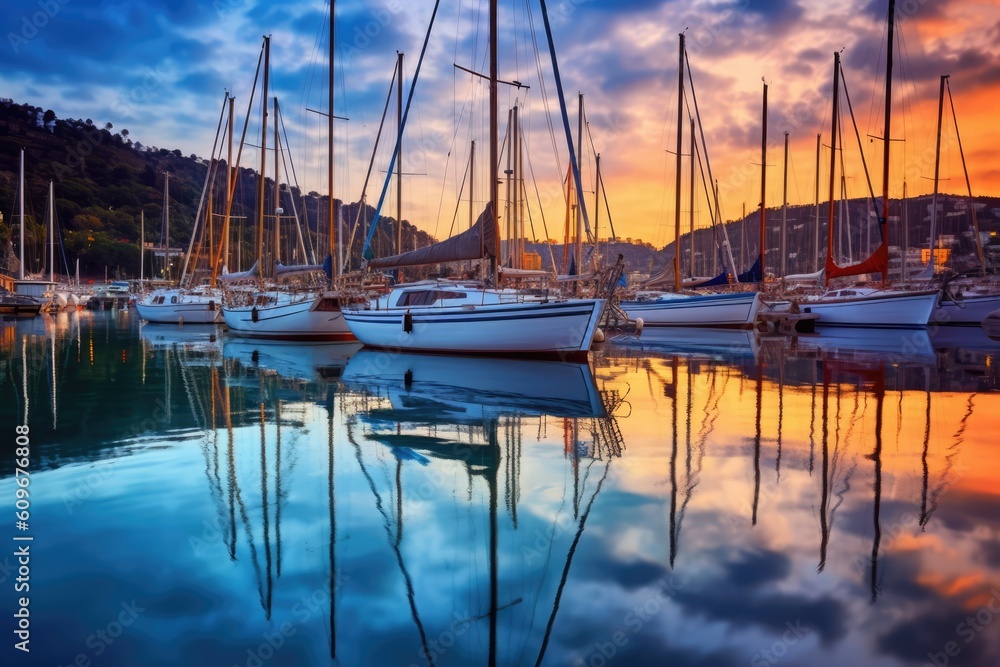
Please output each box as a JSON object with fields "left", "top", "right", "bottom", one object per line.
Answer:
{"left": 920, "top": 75, "right": 1000, "bottom": 325}
{"left": 220, "top": 25, "right": 359, "bottom": 341}
{"left": 619, "top": 34, "right": 760, "bottom": 329}
{"left": 136, "top": 173, "right": 222, "bottom": 324}
{"left": 781, "top": 7, "right": 939, "bottom": 329}
{"left": 342, "top": 0, "right": 605, "bottom": 359}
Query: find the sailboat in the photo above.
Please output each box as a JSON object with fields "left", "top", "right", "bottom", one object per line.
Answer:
{"left": 4, "top": 148, "right": 47, "bottom": 317}
{"left": 618, "top": 33, "right": 760, "bottom": 329}
{"left": 782, "top": 2, "right": 938, "bottom": 328}
{"left": 919, "top": 75, "right": 1000, "bottom": 325}
{"left": 221, "top": 19, "right": 363, "bottom": 341}
{"left": 136, "top": 173, "right": 223, "bottom": 324}
{"left": 342, "top": 0, "right": 606, "bottom": 358}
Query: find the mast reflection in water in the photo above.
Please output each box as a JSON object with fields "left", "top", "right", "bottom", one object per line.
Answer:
{"left": 1, "top": 315, "right": 999, "bottom": 666}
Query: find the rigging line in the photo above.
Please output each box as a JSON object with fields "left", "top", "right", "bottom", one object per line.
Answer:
{"left": 520, "top": 136, "right": 558, "bottom": 271}
{"left": 346, "top": 423, "right": 436, "bottom": 667}
{"left": 276, "top": 103, "right": 312, "bottom": 264}
{"left": 533, "top": 458, "right": 613, "bottom": 667}
{"left": 344, "top": 61, "right": 398, "bottom": 268}
{"left": 363, "top": 0, "right": 443, "bottom": 261}
{"left": 524, "top": 0, "right": 563, "bottom": 180}
{"left": 446, "top": 150, "right": 472, "bottom": 239}
{"left": 685, "top": 53, "right": 737, "bottom": 278}
{"left": 839, "top": 66, "right": 880, "bottom": 216}
{"left": 180, "top": 91, "right": 228, "bottom": 285}
{"left": 538, "top": 0, "right": 593, "bottom": 242}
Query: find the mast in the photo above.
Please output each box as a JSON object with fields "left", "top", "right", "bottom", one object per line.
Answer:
{"left": 902, "top": 180, "right": 909, "bottom": 282}
{"left": 140, "top": 210, "right": 145, "bottom": 288}
{"left": 505, "top": 108, "right": 513, "bottom": 267}
{"left": 946, "top": 79, "right": 987, "bottom": 276}
{"left": 825, "top": 52, "right": 841, "bottom": 286}
{"left": 879, "top": 0, "right": 896, "bottom": 286}
{"left": 328, "top": 3, "right": 337, "bottom": 284}
{"left": 594, "top": 153, "right": 601, "bottom": 264}
{"left": 164, "top": 172, "right": 171, "bottom": 282}
{"left": 759, "top": 81, "right": 768, "bottom": 281}
{"left": 689, "top": 117, "right": 695, "bottom": 279}
{"left": 814, "top": 133, "right": 821, "bottom": 272}
{"left": 273, "top": 97, "right": 281, "bottom": 267}
{"left": 928, "top": 74, "right": 946, "bottom": 276}
{"left": 396, "top": 51, "right": 403, "bottom": 262}
{"left": 514, "top": 104, "right": 522, "bottom": 269}
{"left": 258, "top": 35, "right": 270, "bottom": 280}
{"left": 673, "top": 34, "right": 684, "bottom": 292}
{"left": 223, "top": 94, "right": 234, "bottom": 280}
{"left": 18, "top": 148, "right": 24, "bottom": 280}
{"left": 48, "top": 180, "right": 55, "bottom": 282}
{"left": 781, "top": 131, "right": 788, "bottom": 279}
{"left": 489, "top": 0, "right": 499, "bottom": 278}
{"left": 576, "top": 93, "right": 584, "bottom": 282}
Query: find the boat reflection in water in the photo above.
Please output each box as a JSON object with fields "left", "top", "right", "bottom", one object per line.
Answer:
{"left": 608, "top": 326, "right": 760, "bottom": 362}
{"left": 6, "top": 306, "right": 1000, "bottom": 667}
{"left": 223, "top": 338, "right": 363, "bottom": 383}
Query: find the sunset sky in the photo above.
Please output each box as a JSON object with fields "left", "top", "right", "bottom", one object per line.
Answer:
{"left": 4, "top": 0, "right": 999, "bottom": 249}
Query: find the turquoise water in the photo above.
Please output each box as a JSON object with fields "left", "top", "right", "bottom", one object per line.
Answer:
{"left": 2, "top": 311, "right": 1000, "bottom": 666}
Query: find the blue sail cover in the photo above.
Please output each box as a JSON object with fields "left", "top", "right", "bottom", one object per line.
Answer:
{"left": 368, "top": 203, "right": 497, "bottom": 270}
{"left": 736, "top": 257, "right": 762, "bottom": 283}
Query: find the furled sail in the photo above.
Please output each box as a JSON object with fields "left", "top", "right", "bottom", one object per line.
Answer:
{"left": 368, "top": 202, "right": 497, "bottom": 270}
{"left": 218, "top": 260, "right": 259, "bottom": 283}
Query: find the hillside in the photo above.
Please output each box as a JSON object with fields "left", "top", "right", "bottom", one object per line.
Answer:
{"left": 0, "top": 99, "right": 433, "bottom": 280}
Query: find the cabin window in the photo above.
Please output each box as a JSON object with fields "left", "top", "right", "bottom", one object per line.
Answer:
{"left": 396, "top": 290, "right": 467, "bottom": 306}
{"left": 315, "top": 297, "right": 340, "bottom": 311}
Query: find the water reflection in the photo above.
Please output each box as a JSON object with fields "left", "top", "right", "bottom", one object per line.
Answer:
{"left": 2, "top": 317, "right": 999, "bottom": 666}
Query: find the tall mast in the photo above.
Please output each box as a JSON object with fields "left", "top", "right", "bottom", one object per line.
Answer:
{"left": 928, "top": 74, "right": 946, "bottom": 276}
{"left": 396, "top": 51, "right": 403, "bottom": 261}
{"left": 759, "top": 81, "right": 768, "bottom": 281}
{"left": 518, "top": 108, "right": 526, "bottom": 268}
{"left": 814, "top": 133, "right": 821, "bottom": 272}
{"left": 514, "top": 104, "right": 521, "bottom": 269}
{"left": 224, "top": 94, "right": 234, "bottom": 277}
{"left": 164, "top": 172, "right": 171, "bottom": 282}
{"left": 879, "top": 0, "right": 896, "bottom": 285}
{"left": 258, "top": 35, "right": 270, "bottom": 279}
{"left": 18, "top": 148, "right": 24, "bottom": 280}
{"left": 946, "top": 79, "right": 987, "bottom": 276}
{"left": 505, "top": 108, "right": 513, "bottom": 267}
{"left": 328, "top": 1, "right": 337, "bottom": 284}
{"left": 673, "top": 34, "right": 684, "bottom": 292}
{"left": 576, "top": 93, "right": 584, "bottom": 282}
{"left": 689, "top": 116, "right": 695, "bottom": 279}
{"left": 781, "top": 131, "right": 789, "bottom": 278}
{"left": 140, "top": 210, "right": 145, "bottom": 287}
{"left": 273, "top": 96, "right": 281, "bottom": 266}
{"left": 48, "top": 180, "right": 55, "bottom": 282}
{"left": 489, "top": 0, "right": 499, "bottom": 278}
{"left": 825, "top": 52, "right": 841, "bottom": 285}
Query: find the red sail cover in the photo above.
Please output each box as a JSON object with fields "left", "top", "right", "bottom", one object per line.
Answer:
{"left": 824, "top": 240, "right": 888, "bottom": 284}
{"left": 368, "top": 202, "right": 497, "bottom": 270}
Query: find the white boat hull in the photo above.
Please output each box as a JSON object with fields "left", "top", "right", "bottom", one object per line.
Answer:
{"left": 342, "top": 299, "right": 605, "bottom": 359}
{"left": 931, "top": 292, "right": 1000, "bottom": 326}
{"left": 620, "top": 292, "right": 761, "bottom": 328}
{"left": 796, "top": 290, "right": 939, "bottom": 328}
{"left": 222, "top": 293, "right": 355, "bottom": 342}
{"left": 136, "top": 298, "right": 221, "bottom": 324}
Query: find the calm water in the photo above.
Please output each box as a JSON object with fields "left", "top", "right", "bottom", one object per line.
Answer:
{"left": 2, "top": 311, "right": 1000, "bottom": 667}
